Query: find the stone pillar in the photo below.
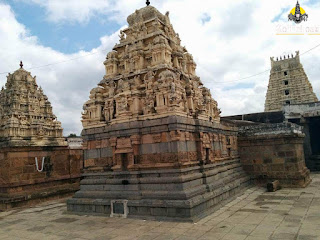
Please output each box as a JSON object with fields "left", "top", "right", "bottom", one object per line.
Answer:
{"left": 130, "top": 135, "right": 141, "bottom": 167}
{"left": 110, "top": 137, "right": 117, "bottom": 167}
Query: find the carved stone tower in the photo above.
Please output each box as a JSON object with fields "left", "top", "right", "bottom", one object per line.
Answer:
{"left": 265, "top": 51, "right": 318, "bottom": 112}
{"left": 0, "top": 64, "right": 66, "bottom": 146}
{"left": 82, "top": 7, "right": 220, "bottom": 128}
{"left": 68, "top": 4, "right": 250, "bottom": 221}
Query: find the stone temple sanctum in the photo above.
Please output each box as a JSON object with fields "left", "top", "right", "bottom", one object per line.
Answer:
{"left": 67, "top": 5, "right": 251, "bottom": 221}
{"left": 0, "top": 2, "right": 313, "bottom": 221}
{"left": 0, "top": 63, "right": 82, "bottom": 210}
{"left": 0, "top": 62, "right": 66, "bottom": 147}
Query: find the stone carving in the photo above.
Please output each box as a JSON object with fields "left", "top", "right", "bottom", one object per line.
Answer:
{"left": 119, "top": 30, "right": 125, "bottom": 41}
{"left": 0, "top": 65, "right": 66, "bottom": 146}
{"left": 118, "top": 97, "right": 129, "bottom": 112}
{"left": 82, "top": 5, "right": 220, "bottom": 128}
{"left": 265, "top": 51, "right": 318, "bottom": 112}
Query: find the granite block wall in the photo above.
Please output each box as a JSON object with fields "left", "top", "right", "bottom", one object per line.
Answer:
{"left": 238, "top": 123, "right": 310, "bottom": 187}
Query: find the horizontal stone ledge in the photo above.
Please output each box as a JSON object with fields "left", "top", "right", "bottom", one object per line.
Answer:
{"left": 74, "top": 174, "right": 250, "bottom": 202}
{"left": 80, "top": 165, "right": 243, "bottom": 185}
{"left": 81, "top": 159, "right": 241, "bottom": 177}
{"left": 0, "top": 175, "right": 81, "bottom": 188}
{"left": 82, "top": 116, "right": 238, "bottom": 139}
{"left": 0, "top": 185, "right": 79, "bottom": 204}
{"left": 68, "top": 179, "right": 250, "bottom": 209}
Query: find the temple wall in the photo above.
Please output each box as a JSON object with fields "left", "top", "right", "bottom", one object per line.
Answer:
{"left": 0, "top": 146, "right": 83, "bottom": 210}
{"left": 68, "top": 116, "right": 251, "bottom": 221}
{"left": 82, "top": 116, "right": 239, "bottom": 171}
{"left": 238, "top": 123, "right": 310, "bottom": 187}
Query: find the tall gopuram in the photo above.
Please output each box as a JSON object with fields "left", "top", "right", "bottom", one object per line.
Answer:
{"left": 265, "top": 51, "right": 318, "bottom": 112}
{"left": 68, "top": 4, "right": 250, "bottom": 221}
{"left": 0, "top": 63, "right": 66, "bottom": 147}
{"left": 0, "top": 63, "right": 83, "bottom": 210}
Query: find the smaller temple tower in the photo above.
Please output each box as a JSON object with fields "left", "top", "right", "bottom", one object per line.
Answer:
{"left": 0, "top": 63, "right": 82, "bottom": 210}
{"left": 0, "top": 62, "right": 66, "bottom": 146}
{"left": 264, "top": 51, "right": 318, "bottom": 112}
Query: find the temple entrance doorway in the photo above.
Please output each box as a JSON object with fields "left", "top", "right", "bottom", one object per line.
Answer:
{"left": 309, "top": 117, "right": 320, "bottom": 155}
{"left": 121, "top": 153, "right": 129, "bottom": 170}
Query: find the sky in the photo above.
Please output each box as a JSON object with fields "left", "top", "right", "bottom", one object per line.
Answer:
{"left": 0, "top": 0, "right": 319, "bottom": 136}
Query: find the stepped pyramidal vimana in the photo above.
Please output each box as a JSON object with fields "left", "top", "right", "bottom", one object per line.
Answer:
{"left": 67, "top": 3, "right": 313, "bottom": 221}
{"left": 1, "top": 0, "right": 319, "bottom": 223}
{"left": 67, "top": 4, "right": 251, "bottom": 221}
{"left": 0, "top": 62, "right": 66, "bottom": 147}
{"left": 0, "top": 63, "right": 83, "bottom": 210}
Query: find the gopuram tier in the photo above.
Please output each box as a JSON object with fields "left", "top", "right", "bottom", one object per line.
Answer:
{"left": 265, "top": 51, "right": 318, "bottom": 112}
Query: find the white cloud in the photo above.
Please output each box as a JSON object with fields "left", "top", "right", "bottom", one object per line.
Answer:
{"left": 20, "top": 0, "right": 112, "bottom": 24}
{"left": 0, "top": 0, "right": 320, "bottom": 135}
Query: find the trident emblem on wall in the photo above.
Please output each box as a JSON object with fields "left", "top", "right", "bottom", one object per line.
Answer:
{"left": 35, "top": 157, "right": 46, "bottom": 172}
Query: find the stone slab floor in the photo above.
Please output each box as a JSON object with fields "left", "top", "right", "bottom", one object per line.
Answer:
{"left": 1, "top": 174, "right": 320, "bottom": 240}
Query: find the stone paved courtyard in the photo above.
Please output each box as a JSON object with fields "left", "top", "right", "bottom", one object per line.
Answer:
{"left": 1, "top": 173, "right": 320, "bottom": 240}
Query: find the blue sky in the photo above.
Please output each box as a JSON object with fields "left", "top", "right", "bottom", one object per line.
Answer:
{"left": 0, "top": 0, "right": 319, "bottom": 135}
{"left": 4, "top": 0, "right": 121, "bottom": 53}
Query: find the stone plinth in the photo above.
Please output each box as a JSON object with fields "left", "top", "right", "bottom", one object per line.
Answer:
{"left": 67, "top": 116, "right": 251, "bottom": 221}
{"left": 68, "top": 160, "right": 249, "bottom": 222}
{"left": 0, "top": 146, "right": 83, "bottom": 210}
{"left": 238, "top": 123, "right": 311, "bottom": 187}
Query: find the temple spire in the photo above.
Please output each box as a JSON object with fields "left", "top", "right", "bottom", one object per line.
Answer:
{"left": 146, "top": 0, "right": 150, "bottom": 6}
{"left": 20, "top": 61, "right": 23, "bottom": 69}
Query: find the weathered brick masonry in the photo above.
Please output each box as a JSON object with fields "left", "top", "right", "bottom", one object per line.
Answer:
{"left": 0, "top": 147, "right": 83, "bottom": 210}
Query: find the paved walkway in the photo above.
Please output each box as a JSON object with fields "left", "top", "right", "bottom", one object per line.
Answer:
{"left": 1, "top": 173, "right": 320, "bottom": 240}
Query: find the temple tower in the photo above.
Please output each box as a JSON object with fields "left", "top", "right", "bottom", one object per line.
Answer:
{"left": 0, "top": 64, "right": 83, "bottom": 210}
{"left": 265, "top": 51, "right": 318, "bottom": 112}
{"left": 68, "top": 4, "right": 250, "bottom": 221}
{"left": 82, "top": 6, "right": 220, "bottom": 128}
{"left": 0, "top": 63, "right": 66, "bottom": 146}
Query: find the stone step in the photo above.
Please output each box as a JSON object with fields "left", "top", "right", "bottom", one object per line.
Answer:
{"left": 67, "top": 160, "right": 252, "bottom": 221}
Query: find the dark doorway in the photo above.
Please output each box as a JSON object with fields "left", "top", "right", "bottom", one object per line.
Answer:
{"left": 205, "top": 148, "right": 210, "bottom": 162}
{"left": 113, "top": 100, "right": 116, "bottom": 119}
{"left": 121, "top": 153, "right": 129, "bottom": 170}
{"left": 309, "top": 117, "right": 320, "bottom": 155}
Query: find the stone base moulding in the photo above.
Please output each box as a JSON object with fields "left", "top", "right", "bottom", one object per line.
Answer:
{"left": 67, "top": 159, "right": 251, "bottom": 222}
